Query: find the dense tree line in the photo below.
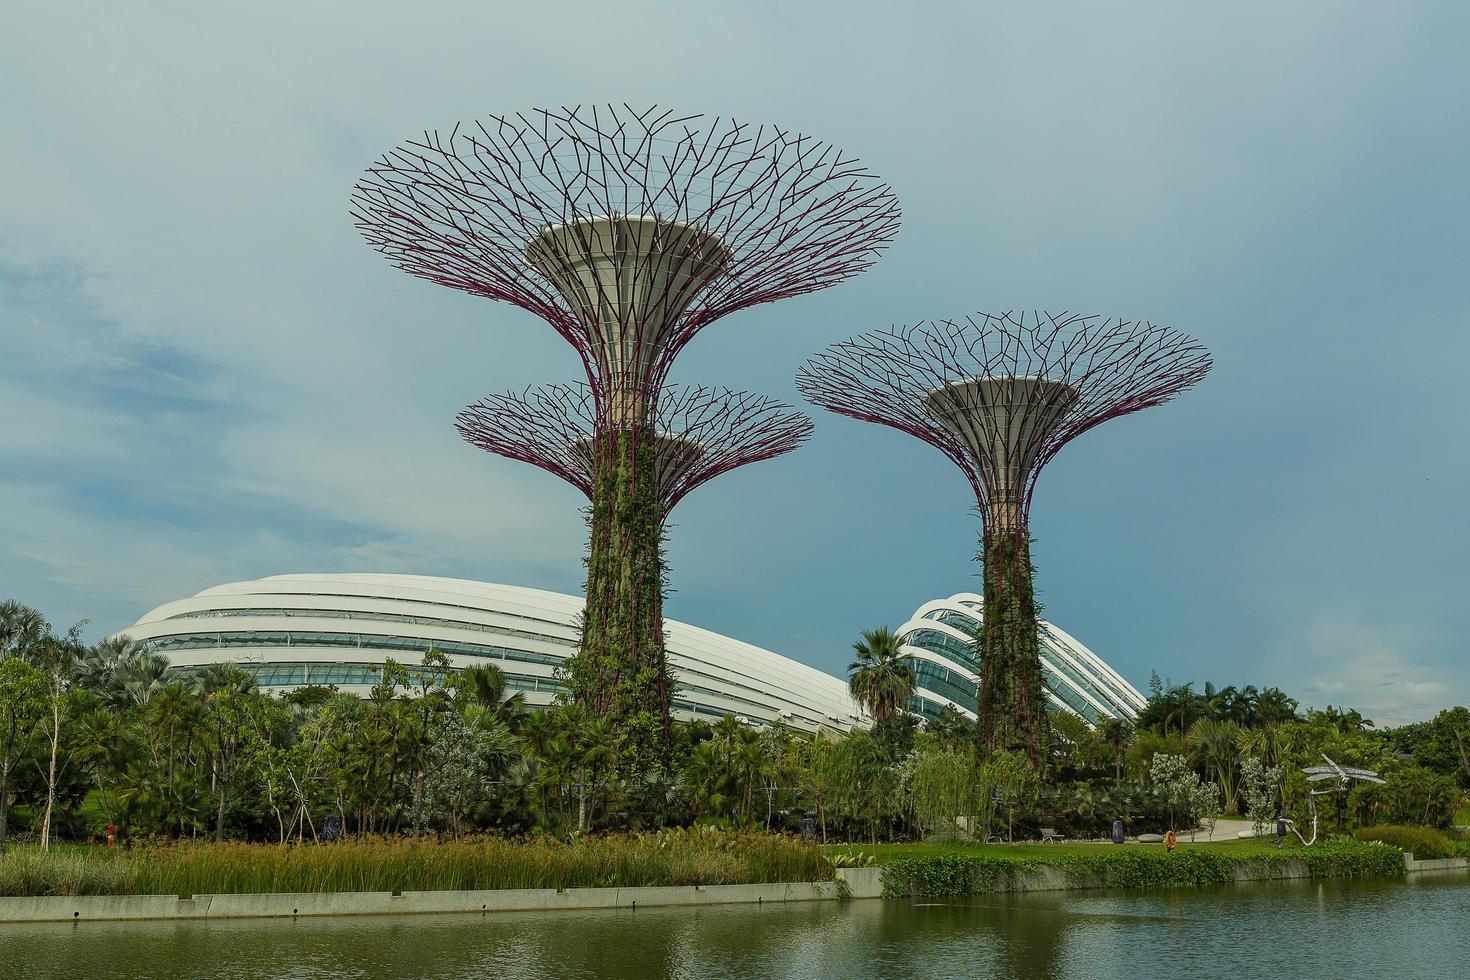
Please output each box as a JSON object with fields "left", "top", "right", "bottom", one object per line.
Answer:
{"left": 1, "top": 599, "right": 1464, "bottom": 850}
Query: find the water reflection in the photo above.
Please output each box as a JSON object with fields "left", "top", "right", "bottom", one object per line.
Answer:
{"left": 2, "top": 876, "right": 1467, "bottom": 979}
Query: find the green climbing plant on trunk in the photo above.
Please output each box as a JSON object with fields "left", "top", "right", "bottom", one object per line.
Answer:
{"left": 975, "top": 529, "right": 1049, "bottom": 765}
{"left": 563, "top": 425, "right": 670, "bottom": 777}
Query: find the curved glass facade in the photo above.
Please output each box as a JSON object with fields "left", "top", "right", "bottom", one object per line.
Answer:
{"left": 896, "top": 593, "right": 1146, "bottom": 728}
{"left": 112, "top": 573, "right": 864, "bottom": 734}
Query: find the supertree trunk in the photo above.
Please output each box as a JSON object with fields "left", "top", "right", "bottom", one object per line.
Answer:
{"left": 798, "top": 312, "right": 1212, "bottom": 766}
{"left": 976, "top": 530, "right": 1048, "bottom": 763}
{"left": 567, "top": 426, "right": 670, "bottom": 774}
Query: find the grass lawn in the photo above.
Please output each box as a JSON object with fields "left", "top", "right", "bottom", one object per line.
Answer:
{"left": 824, "top": 837, "right": 1304, "bottom": 867}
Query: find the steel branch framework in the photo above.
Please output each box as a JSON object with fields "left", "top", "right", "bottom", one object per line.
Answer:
{"left": 456, "top": 383, "right": 813, "bottom": 517}
{"left": 795, "top": 311, "right": 1213, "bottom": 532}
{"left": 351, "top": 104, "right": 901, "bottom": 408}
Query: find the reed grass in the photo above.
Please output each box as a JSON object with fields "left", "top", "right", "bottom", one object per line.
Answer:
{"left": 0, "top": 830, "right": 832, "bottom": 898}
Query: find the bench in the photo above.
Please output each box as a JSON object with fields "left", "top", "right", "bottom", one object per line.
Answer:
{"left": 1039, "top": 827, "right": 1065, "bottom": 843}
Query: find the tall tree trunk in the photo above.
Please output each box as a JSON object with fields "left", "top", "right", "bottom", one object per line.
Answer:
{"left": 0, "top": 757, "right": 11, "bottom": 855}
{"left": 568, "top": 426, "right": 670, "bottom": 777}
{"left": 40, "top": 697, "right": 60, "bottom": 851}
{"left": 975, "top": 529, "right": 1048, "bottom": 764}
{"left": 214, "top": 764, "right": 228, "bottom": 843}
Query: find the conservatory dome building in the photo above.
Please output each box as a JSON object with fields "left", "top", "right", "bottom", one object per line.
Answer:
{"left": 898, "top": 593, "right": 1146, "bottom": 727}
{"left": 114, "top": 573, "right": 864, "bottom": 734}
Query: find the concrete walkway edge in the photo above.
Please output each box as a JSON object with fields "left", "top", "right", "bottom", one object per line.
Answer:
{"left": 0, "top": 856, "right": 1463, "bottom": 924}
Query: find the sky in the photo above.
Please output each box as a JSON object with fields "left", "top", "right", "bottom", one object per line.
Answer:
{"left": 2, "top": 1, "right": 1467, "bottom": 726}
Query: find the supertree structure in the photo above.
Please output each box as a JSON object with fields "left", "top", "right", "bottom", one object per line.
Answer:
{"left": 352, "top": 105, "right": 898, "bottom": 764}
{"left": 456, "top": 383, "right": 813, "bottom": 520}
{"left": 796, "top": 312, "right": 1211, "bottom": 760}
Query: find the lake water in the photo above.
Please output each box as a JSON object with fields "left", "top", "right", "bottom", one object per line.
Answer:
{"left": 2, "top": 873, "right": 1467, "bottom": 978}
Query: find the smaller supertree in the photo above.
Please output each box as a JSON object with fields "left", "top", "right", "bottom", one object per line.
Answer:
{"left": 456, "top": 383, "right": 812, "bottom": 750}
{"left": 797, "top": 312, "right": 1211, "bottom": 760}
{"left": 456, "top": 383, "right": 813, "bottom": 519}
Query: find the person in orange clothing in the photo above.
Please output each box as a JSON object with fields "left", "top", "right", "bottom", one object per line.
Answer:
{"left": 1164, "top": 829, "right": 1177, "bottom": 852}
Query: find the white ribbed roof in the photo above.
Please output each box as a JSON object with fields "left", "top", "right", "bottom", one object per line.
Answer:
{"left": 122, "top": 573, "right": 864, "bottom": 732}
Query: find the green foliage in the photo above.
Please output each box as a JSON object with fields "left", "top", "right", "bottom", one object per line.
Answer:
{"left": 847, "top": 627, "right": 914, "bottom": 724}
{"left": 880, "top": 837, "right": 1404, "bottom": 897}
{"left": 1240, "top": 756, "right": 1284, "bottom": 837}
{"left": 1148, "top": 753, "right": 1220, "bottom": 832}
{"left": 0, "top": 828, "right": 832, "bottom": 897}
{"left": 909, "top": 746, "right": 983, "bottom": 840}
{"left": 1386, "top": 708, "right": 1470, "bottom": 790}
{"left": 1353, "top": 825, "right": 1458, "bottom": 859}
{"left": 1349, "top": 765, "right": 1461, "bottom": 829}
{"left": 975, "top": 531, "right": 1049, "bottom": 762}
{"left": 564, "top": 427, "right": 671, "bottom": 776}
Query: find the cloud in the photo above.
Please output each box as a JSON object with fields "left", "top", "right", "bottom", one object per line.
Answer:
{"left": 1, "top": 2, "right": 1468, "bottom": 724}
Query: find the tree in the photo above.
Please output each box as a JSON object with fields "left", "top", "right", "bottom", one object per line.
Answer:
{"left": 453, "top": 664, "right": 526, "bottom": 722}
{"left": 196, "top": 663, "right": 257, "bottom": 842}
{"left": 847, "top": 627, "right": 914, "bottom": 724}
{"left": 832, "top": 729, "right": 901, "bottom": 843}
{"left": 1188, "top": 718, "right": 1242, "bottom": 814}
{"left": 1240, "top": 756, "right": 1284, "bottom": 838}
{"left": 980, "top": 750, "right": 1035, "bottom": 842}
{"left": 0, "top": 601, "right": 47, "bottom": 659}
{"left": 795, "top": 737, "right": 840, "bottom": 843}
{"left": 0, "top": 657, "right": 46, "bottom": 852}
{"left": 1149, "top": 752, "right": 1220, "bottom": 833}
{"left": 910, "top": 746, "right": 983, "bottom": 840}
{"left": 33, "top": 622, "right": 85, "bottom": 850}
{"left": 1097, "top": 718, "right": 1134, "bottom": 785}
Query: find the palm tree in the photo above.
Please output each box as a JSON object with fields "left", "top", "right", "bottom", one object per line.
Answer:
{"left": 457, "top": 664, "right": 527, "bottom": 723}
{"left": 575, "top": 717, "right": 618, "bottom": 832}
{"left": 0, "top": 601, "right": 47, "bottom": 660}
{"left": 1235, "top": 723, "right": 1285, "bottom": 769}
{"left": 119, "top": 652, "right": 176, "bottom": 706}
{"left": 517, "top": 710, "right": 555, "bottom": 759}
{"left": 847, "top": 627, "right": 914, "bottom": 724}
{"left": 1188, "top": 717, "right": 1242, "bottom": 813}
{"left": 1255, "top": 687, "right": 1300, "bottom": 725}
{"left": 194, "top": 662, "right": 255, "bottom": 696}
{"left": 681, "top": 741, "right": 729, "bottom": 818}
{"left": 1098, "top": 718, "right": 1134, "bottom": 784}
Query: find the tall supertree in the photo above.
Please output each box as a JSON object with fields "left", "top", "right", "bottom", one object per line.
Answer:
{"left": 456, "top": 383, "right": 813, "bottom": 521}
{"left": 352, "top": 106, "right": 898, "bottom": 764}
{"left": 797, "top": 312, "right": 1211, "bottom": 760}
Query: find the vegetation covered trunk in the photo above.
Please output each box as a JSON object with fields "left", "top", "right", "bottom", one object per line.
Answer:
{"left": 566, "top": 425, "right": 670, "bottom": 776}
{"left": 976, "top": 529, "right": 1048, "bottom": 764}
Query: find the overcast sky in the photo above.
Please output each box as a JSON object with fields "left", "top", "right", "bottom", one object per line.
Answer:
{"left": 3, "top": 2, "right": 1467, "bottom": 725}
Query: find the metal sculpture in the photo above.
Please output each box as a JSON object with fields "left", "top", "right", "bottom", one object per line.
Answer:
{"left": 797, "top": 311, "right": 1211, "bottom": 759}
{"left": 456, "top": 383, "right": 813, "bottom": 518}
{"left": 353, "top": 106, "right": 898, "bottom": 765}
{"left": 1293, "top": 754, "right": 1385, "bottom": 845}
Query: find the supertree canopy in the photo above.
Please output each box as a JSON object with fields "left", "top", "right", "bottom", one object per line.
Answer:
{"left": 350, "top": 104, "right": 900, "bottom": 408}
{"left": 797, "top": 312, "right": 1211, "bottom": 759}
{"left": 352, "top": 106, "right": 898, "bottom": 767}
{"left": 455, "top": 383, "right": 813, "bottom": 519}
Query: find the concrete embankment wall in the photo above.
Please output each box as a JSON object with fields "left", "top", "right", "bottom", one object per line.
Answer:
{"left": 1403, "top": 854, "right": 1470, "bottom": 874}
{"left": 0, "top": 880, "right": 842, "bottom": 924}
{"left": 2, "top": 856, "right": 1464, "bottom": 924}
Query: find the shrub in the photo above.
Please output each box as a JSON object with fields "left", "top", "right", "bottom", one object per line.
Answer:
{"left": 881, "top": 838, "right": 1403, "bottom": 898}
{"left": 1354, "top": 825, "right": 1455, "bottom": 859}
